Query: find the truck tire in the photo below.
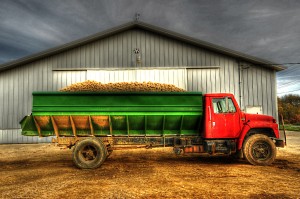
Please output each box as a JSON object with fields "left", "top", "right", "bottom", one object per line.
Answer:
{"left": 243, "top": 134, "right": 276, "bottom": 166}
{"left": 72, "top": 138, "right": 107, "bottom": 169}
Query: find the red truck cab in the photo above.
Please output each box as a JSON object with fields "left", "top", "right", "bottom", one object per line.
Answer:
{"left": 200, "top": 93, "right": 284, "bottom": 165}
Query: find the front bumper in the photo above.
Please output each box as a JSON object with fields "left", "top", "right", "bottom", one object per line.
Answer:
{"left": 272, "top": 138, "right": 285, "bottom": 148}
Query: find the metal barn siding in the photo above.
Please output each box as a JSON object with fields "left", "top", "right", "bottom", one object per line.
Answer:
{"left": 242, "top": 65, "right": 278, "bottom": 119}
{"left": 187, "top": 56, "right": 240, "bottom": 96}
{"left": 52, "top": 71, "right": 87, "bottom": 91}
{"left": 50, "top": 29, "right": 223, "bottom": 69}
{"left": 0, "top": 24, "right": 281, "bottom": 144}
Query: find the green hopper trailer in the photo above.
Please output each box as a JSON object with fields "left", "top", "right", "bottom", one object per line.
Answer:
{"left": 20, "top": 92, "right": 203, "bottom": 168}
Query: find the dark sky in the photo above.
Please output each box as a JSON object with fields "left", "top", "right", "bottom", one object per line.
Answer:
{"left": 0, "top": 0, "right": 300, "bottom": 95}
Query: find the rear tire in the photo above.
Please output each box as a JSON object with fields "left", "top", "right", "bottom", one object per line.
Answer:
{"left": 243, "top": 134, "right": 276, "bottom": 166}
{"left": 73, "top": 138, "right": 107, "bottom": 169}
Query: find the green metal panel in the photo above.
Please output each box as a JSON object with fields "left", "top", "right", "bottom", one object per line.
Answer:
{"left": 20, "top": 92, "right": 203, "bottom": 137}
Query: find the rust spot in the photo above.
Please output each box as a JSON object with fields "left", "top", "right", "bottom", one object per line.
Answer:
{"left": 34, "top": 116, "right": 50, "bottom": 128}
{"left": 92, "top": 116, "right": 109, "bottom": 128}
{"left": 72, "top": 116, "right": 89, "bottom": 130}
{"left": 53, "top": 116, "right": 71, "bottom": 129}
{"left": 184, "top": 145, "right": 204, "bottom": 153}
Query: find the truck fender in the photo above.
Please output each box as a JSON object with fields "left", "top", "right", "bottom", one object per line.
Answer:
{"left": 237, "top": 124, "right": 252, "bottom": 150}
{"left": 237, "top": 125, "right": 277, "bottom": 150}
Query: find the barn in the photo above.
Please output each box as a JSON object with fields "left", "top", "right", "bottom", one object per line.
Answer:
{"left": 0, "top": 21, "right": 285, "bottom": 144}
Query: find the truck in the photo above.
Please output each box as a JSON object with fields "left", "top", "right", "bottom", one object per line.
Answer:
{"left": 20, "top": 91, "right": 285, "bottom": 169}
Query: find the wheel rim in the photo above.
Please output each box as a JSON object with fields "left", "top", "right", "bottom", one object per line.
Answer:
{"left": 79, "top": 145, "right": 98, "bottom": 162}
{"left": 251, "top": 141, "right": 271, "bottom": 161}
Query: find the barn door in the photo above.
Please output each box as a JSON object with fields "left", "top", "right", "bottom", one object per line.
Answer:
{"left": 86, "top": 68, "right": 187, "bottom": 90}
{"left": 136, "top": 69, "right": 187, "bottom": 90}
{"left": 87, "top": 70, "right": 136, "bottom": 83}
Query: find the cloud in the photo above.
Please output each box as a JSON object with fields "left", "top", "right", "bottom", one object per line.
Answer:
{"left": 248, "top": 8, "right": 280, "bottom": 19}
{"left": 0, "top": 0, "right": 299, "bottom": 95}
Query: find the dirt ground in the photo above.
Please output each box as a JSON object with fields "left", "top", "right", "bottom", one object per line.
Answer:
{"left": 0, "top": 131, "right": 299, "bottom": 199}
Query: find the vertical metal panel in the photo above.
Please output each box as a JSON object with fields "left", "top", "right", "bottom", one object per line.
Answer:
{"left": 191, "top": 46, "right": 197, "bottom": 66}
{"left": 2, "top": 70, "right": 9, "bottom": 130}
{"left": 158, "top": 35, "right": 164, "bottom": 66}
{"left": 187, "top": 68, "right": 221, "bottom": 94}
{"left": 242, "top": 64, "right": 277, "bottom": 118}
{"left": 112, "top": 35, "right": 118, "bottom": 67}
{"left": 103, "top": 37, "right": 109, "bottom": 67}
{"left": 86, "top": 43, "right": 92, "bottom": 67}
{"left": 233, "top": 61, "right": 240, "bottom": 100}
{"left": 80, "top": 46, "right": 86, "bottom": 67}
{"left": 153, "top": 33, "right": 160, "bottom": 66}
{"left": 267, "top": 71, "right": 273, "bottom": 116}
{"left": 272, "top": 71, "right": 278, "bottom": 120}
{"left": 8, "top": 69, "right": 14, "bottom": 129}
{"left": 271, "top": 71, "right": 276, "bottom": 118}
{"left": 187, "top": 45, "right": 192, "bottom": 66}
{"left": 98, "top": 40, "right": 104, "bottom": 67}
{"left": 17, "top": 67, "right": 24, "bottom": 144}
{"left": 128, "top": 30, "right": 134, "bottom": 67}
{"left": 72, "top": 48, "right": 81, "bottom": 68}
{"left": 255, "top": 69, "right": 260, "bottom": 109}
{"left": 47, "top": 57, "right": 53, "bottom": 91}
{"left": 261, "top": 69, "right": 268, "bottom": 115}
{"left": 94, "top": 40, "right": 100, "bottom": 67}
{"left": 224, "top": 58, "right": 230, "bottom": 93}
{"left": 117, "top": 34, "right": 122, "bottom": 67}
{"left": 91, "top": 42, "right": 96, "bottom": 67}
{"left": 182, "top": 43, "right": 188, "bottom": 66}
{"left": 228, "top": 60, "right": 235, "bottom": 94}
{"left": 0, "top": 72, "right": 4, "bottom": 143}
{"left": 122, "top": 31, "right": 128, "bottom": 67}
{"left": 52, "top": 71, "right": 87, "bottom": 90}
{"left": 215, "top": 56, "right": 221, "bottom": 93}
{"left": 243, "top": 66, "right": 249, "bottom": 107}
{"left": 12, "top": 67, "right": 19, "bottom": 130}
{"left": 145, "top": 31, "right": 151, "bottom": 67}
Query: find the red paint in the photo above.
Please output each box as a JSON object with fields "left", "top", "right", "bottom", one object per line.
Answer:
{"left": 203, "top": 93, "right": 279, "bottom": 148}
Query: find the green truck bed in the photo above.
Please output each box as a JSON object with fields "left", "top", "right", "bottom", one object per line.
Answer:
{"left": 20, "top": 92, "right": 203, "bottom": 137}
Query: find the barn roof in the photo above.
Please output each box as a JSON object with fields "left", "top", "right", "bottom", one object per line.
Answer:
{"left": 0, "top": 21, "right": 286, "bottom": 72}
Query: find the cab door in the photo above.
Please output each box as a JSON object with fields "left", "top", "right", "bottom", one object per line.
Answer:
{"left": 210, "top": 97, "right": 241, "bottom": 138}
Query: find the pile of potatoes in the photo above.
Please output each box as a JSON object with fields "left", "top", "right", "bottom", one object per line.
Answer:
{"left": 60, "top": 80, "right": 185, "bottom": 92}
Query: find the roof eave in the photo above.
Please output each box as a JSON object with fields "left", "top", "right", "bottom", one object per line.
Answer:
{"left": 0, "top": 21, "right": 286, "bottom": 72}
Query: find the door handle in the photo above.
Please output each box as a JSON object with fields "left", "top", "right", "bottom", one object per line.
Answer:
{"left": 212, "top": 121, "right": 215, "bottom": 127}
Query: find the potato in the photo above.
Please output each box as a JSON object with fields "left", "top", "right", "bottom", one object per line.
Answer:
{"left": 60, "top": 80, "right": 185, "bottom": 92}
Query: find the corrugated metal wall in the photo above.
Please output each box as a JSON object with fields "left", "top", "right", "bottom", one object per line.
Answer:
{"left": 242, "top": 65, "right": 278, "bottom": 119}
{"left": 0, "top": 28, "right": 277, "bottom": 144}
{"left": 51, "top": 29, "right": 222, "bottom": 69}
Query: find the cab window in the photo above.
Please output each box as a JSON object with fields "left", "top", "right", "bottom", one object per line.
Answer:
{"left": 212, "top": 98, "right": 236, "bottom": 113}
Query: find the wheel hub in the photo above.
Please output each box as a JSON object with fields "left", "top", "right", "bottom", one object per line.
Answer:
{"left": 81, "top": 145, "right": 97, "bottom": 161}
{"left": 252, "top": 142, "right": 270, "bottom": 160}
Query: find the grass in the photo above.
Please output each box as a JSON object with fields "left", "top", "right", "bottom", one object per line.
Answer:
{"left": 279, "top": 124, "right": 300, "bottom": 131}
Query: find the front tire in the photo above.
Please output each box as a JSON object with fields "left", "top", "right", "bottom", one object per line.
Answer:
{"left": 73, "top": 138, "right": 107, "bottom": 169}
{"left": 243, "top": 134, "right": 276, "bottom": 166}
